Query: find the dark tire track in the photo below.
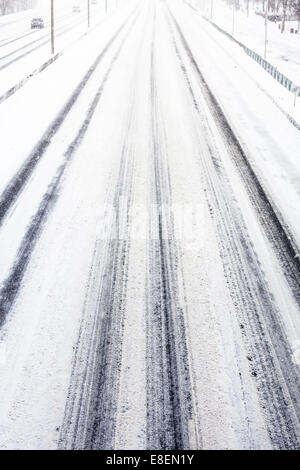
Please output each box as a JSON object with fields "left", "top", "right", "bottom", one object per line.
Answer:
{"left": 145, "top": 16, "right": 194, "bottom": 450}
{"left": 58, "top": 5, "right": 150, "bottom": 448}
{"left": 165, "top": 5, "right": 300, "bottom": 449}
{"left": 0, "top": 13, "right": 72, "bottom": 49}
{"left": 0, "top": 16, "right": 85, "bottom": 68}
{"left": 0, "top": 4, "right": 141, "bottom": 227}
{"left": 0, "top": 14, "right": 139, "bottom": 330}
{"left": 166, "top": 6, "right": 300, "bottom": 300}
{"left": 58, "top": 84, "right": 138, "bottom": 451}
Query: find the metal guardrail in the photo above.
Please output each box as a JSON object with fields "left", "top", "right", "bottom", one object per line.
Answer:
{"left": 205, "top": 17, "right": 300, "bottom": 99}
{"left": 243, "top": 45, "right": 300, "bottom": 97}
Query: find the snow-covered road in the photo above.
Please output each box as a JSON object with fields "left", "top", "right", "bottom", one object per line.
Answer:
{"left": 0, "top": 1, "right": 105, "bottom": 97}
{"left": 0, "top": 0, "right": 300, "bottom": 450}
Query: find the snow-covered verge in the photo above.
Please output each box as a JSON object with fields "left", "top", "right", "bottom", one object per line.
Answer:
{"left": 186, "top": 2, "right": 300, "bottom": 110}
{"left": 198, "top": 0, "right": 300, "bottom": 84}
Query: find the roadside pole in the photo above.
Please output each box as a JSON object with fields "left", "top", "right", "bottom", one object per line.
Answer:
{"left": 51, "top": 0, "right": 54, "bottom": 55}
{"left": 88, "top": 0, "right": 90, "bottom": 28}
{"left": 264, "top": 0, "right": 268, "bottom": 59}
{"left": 210, "top": 0, "right": 213, "bottom": 21}
{"left": 106, "top": 0, "right": 108, "bottom": 15}
{"left": 232, "top": 0, "right": 235, "bottom": 36}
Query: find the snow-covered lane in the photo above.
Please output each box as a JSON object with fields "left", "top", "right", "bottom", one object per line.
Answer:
{"left": 165, "top": 3, "right": 300, "bottom": 448}
{"left": 0, "top": 12, "right": 70, "bottom": 49}
{"left": 0, "top": 1, "right": 101, "bottom": 46}
{"left": 0, "top": 0, "right": 145, "bottom": 450}
{"left": 0, "top": 3, "right": 106, "bottom": 97}
{"left": 169, "top": 1, "right": 300, "bottom": 247}
{"left": 0, "top": 0, "right": 300, "bottom": 451}
{"left": 0, "top": 14, "right": 87, "bottom": 69}
{"left": 0, "top": 14, "right": 142, "bottom": 330}
{"left": 0, "top": 1, "right": 142, "bottom": 320}
{"left": 0, "top": 2, "right": 138, "bottom": 199}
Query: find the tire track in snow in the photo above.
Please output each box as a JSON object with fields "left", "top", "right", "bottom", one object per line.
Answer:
{"left": 0, "top": 13, "right": 140, "bottom": 330}
{"left": 166, "top": 5, "right": 300, "bottom": 299}
{"left": 0, "top": 16, "right": 85, "bottom": 68}
{"left": 58, "top": 66, "right": 139, "bottom": 451}
{"left": 61, "top": 5, "right": 196, "bottom": 450}
{"left": 0, "top": 13, "right": 75, "bottom": 49}
{"left": 59, "top": 5, "right": 161, "bottom": 449}
{"left": 145, "top": 14, "right": 195, "bottom": 450}
{"left": 0, "top": 4, "right": 141, "bottom": 227}
{"left": 166, "top": 6, "right": 300, "bottom": 449}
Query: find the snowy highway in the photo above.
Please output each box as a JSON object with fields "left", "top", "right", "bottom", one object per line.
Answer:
{"left": 0, "top": 1, "right": 104, "bottom": 96}
{"left": 0, "top": 0, "right": 300, "bottom": 450}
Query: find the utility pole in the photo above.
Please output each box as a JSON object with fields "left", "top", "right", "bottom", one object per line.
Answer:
{"left": 51, "top": 0, "right": 54, "bottom": 55}
{"left": 232, "top": 0, "right": 235, "bottom": 36}
{"left": 264, "top": 0, "right": 268, "bottom": 58}
{"left": 88, "top": 0, "right": 90, "bottom": 28}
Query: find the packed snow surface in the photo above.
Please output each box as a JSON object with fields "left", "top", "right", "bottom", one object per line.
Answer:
{"left": 0, "top": 0, "right": 299, "bottom": 450}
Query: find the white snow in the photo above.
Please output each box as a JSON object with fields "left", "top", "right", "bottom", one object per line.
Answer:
{"left": 0, "top": 0, "right": 299, "bottom": 450}
{"left": 200, "top": 0, "right": 300, "bottom": 84}
{"left": 0, "top": 1, "right": 109, "bottom": 97}
{"left": 175, "top": 0, "right": 300, "bottom": 248}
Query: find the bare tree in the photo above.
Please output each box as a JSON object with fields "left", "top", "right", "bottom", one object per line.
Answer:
{"left": 0, "top": 0, "right": 9, "bottom": 15}
{"left": 281, "top": 0, "right": 288, "bottom": 31}
{"left": 290, "top": 0, "right": 300, "bottom": 29}
{"left": 0, "top": 0, "right": 37, "bottom": 16}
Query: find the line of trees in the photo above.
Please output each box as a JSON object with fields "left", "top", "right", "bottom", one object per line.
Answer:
{"left": 0, "top": 0, "right": 37, "bottom": 16}
{"left": 222, "top": 0, "right": 300, "bottom": 32}
{"left": 225, "top": 0, "right": 300, "bottom": 15}
{"left": 254, "top": 0, "right": 300, "bottom": 31}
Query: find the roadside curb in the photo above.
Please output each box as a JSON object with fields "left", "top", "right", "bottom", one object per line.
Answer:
{"left": 0, "top": 52, "right": 62, "bottom": 105}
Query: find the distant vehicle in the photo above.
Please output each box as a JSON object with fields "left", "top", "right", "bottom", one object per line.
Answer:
{"left": 72, "top": 5, "right": 81, "bottom": 12}
{"left": 268, "top": 14, "right": 281, "bottom": 22}
{"left": 31, "top": 18, "right": 44, "bottom": 29}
